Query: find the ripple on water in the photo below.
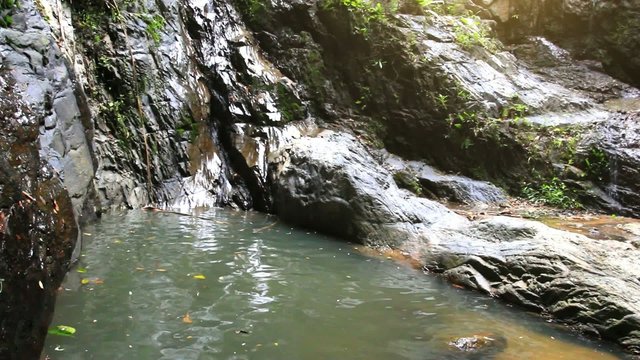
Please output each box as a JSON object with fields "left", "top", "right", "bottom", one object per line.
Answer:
{"left": 43, "top": 209, "right": 625, "bottom": 360}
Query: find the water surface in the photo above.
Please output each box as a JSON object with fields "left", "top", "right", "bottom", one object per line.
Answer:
{"left": 43, "top": 209, "right": 623, "bottom": 359}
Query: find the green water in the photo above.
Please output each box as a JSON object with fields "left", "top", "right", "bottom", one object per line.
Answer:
{"left": 43, "top": 209, "right": 623, "bottom": 360}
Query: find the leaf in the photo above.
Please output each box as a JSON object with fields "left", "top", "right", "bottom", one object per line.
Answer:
{"left": 81, "top": 278, "right": 104, "bottom": 285}
{"left": 192, "top": 274, "right": 206, "bottom": 280}
{"left": 155, "top": 268, "right": 167, "bottom": 272}
{"left": 76, "top": 267, "right": 87, "bottom": 273}
{"left": 48, "top": 325, "right": 76, "bottom": 337}
{"left": 182, "top": 312, "right": 193, "bottom": 324}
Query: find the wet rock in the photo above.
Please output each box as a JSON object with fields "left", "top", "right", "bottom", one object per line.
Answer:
{"left": 448, "top": 333, "right": 508, "bottom": 359}
{"left": 272, "top": 131, "right": 640, "bottom": 353}
{"left": 0, "top": 69, "right": 79, "bottom": 359}
{"left": 475, "top": 0, "right": 640, "bottom": 88}
{"left": 384, "top": 153, "right": 507, "bottom": 206}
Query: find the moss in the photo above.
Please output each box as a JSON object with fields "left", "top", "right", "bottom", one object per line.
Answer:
{"left": 275, "top": 83, "right": 304, "bottom": 122}
{"left": 393, "top": 170, "right": 423, "bottom": 196}
{"left": 176, "top": 113, "right": 199, "bottom": 143}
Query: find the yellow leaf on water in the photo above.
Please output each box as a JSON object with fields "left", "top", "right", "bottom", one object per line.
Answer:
{"left": 114, "top": 240, "right": 122, "bottom": 244}
{"left": 193, "top": 274, "right": 206, "bottom": 280}
{"left": 182, "top": 312, "right": 193, "bottom": 324}
{"left": 81, "top": 278, "right": 90, "bottom": 285}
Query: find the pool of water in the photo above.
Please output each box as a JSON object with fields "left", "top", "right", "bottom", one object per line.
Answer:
{"left": 43, "top": 209, "right": 624, "bottom": 359}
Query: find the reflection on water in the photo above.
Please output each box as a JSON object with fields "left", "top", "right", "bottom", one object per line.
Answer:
{"left": 43, "top": 209, "right": 624, "bottom": 359}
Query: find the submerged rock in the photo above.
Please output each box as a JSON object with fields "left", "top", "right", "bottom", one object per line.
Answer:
{"left": 449, "top": 333, "right": 507, "bottom": 359}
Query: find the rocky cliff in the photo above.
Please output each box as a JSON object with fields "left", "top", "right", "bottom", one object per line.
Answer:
{"left": 1, "top": 0, "right": 640, "bottom": 357}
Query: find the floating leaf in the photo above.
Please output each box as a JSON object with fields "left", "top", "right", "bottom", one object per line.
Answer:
{"left": 155, "top": 268, "right": 167, "bottom": 272}
{"left": 182, "top": 312, "right": 193, "bottom": 324}
{"left": 192, "top": 274, "right": 206, "bottom": 280}
{"left": 48, "top": 325, "right": 76, "bottom": 337}
{"left": 114, "top": 239, "right": 122, "bottom": 244}
{"left": 81, "top": 278, "right": 104, "bottom": 285}
{"left": 76, "top": 267, "right": 87, "bottom": 273}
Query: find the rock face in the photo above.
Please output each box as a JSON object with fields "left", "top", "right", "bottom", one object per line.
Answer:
{"left": 240, "top": 0, "right": 640, "bottom": 216}
{"left": 474, "top": 0, "right": 640, "bottom": 88}
{"left": 273, "top": 131, "right": 640, "bottom": 353}
{"left": 0, "top": 69, "right": 79, "bottom": 358}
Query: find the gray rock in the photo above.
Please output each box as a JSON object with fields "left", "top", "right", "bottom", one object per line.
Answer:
{"left": 273, "top": 131, "right": 640, "bottom": 354}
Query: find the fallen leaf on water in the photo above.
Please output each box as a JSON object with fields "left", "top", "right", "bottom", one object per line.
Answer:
{"left": 114, "top": 239, "right": 122, "bottom": 244}
{"left": 192, "top": 274, "right": 206, "bottom": 280}
{"left": 156, "top": 268, "right": 167, "bottom": 272}
{"left": 182, "top": 313, "right": 193, "bottom": 324}
{"left": 135, "top": 267, "right": 145, "bottom": 271}
{"left": 81, "top": 278, "right": 104, "bottom": 285}
{"left": 48, "top": 325, "right": 76, "bottom": 337}
{"left": 76, "top": 267, "right": 87, "bottom": 273}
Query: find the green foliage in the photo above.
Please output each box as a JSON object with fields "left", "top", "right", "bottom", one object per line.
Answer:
{"left": 501, "top": 102, "right": 528, "bottom": 120}
{"left": 234, "top": 0, "right": 268, "bottom": 27}
{"left": 0, "top": 0, "right": 18, "bottom": 27}
{"left": 522, "top": 177, "right": 581, "bottom": 209}
{"left": 100, "top": 99, "right": 131, "bottom": 145}
{"left": 436, "top": 93, "right": 448, "bottom": 109}
{"left": 453, "top": 15, "right": 499, "bottom": 52}
{"left": 583, "top": 147, "right": 609, "bottom": 181}
{"left": 143, "top": 14, "right": 165, "bottom": 45}
{"left": 322, "top": 0, "right": 387, "bottom": 37}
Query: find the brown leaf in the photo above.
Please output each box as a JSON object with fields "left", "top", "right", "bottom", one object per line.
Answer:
{"left": 182, "top": 312, "right": 193, "bottom": 324}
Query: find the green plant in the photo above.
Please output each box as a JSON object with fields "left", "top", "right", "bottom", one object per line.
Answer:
{"left": 100, "top": 99, "right": 131, "bottom": 144}
{"left": 522, "top": 177, "right": 581, "bottom": 209}
{"left": 436, "top": 93, "right": 448, "bottom": 108}
{"left": 583, "top": 147, "right": 609, "bottom": 181}
{"left": 0, "top": 0, "right": 18, "bottom": 27}
{"left": 322, "top": 0, "right": 387, "bottom": 36}
{"left": 453, "top": 15, "right": 499, "bottom": 52}
{"left": 143, "top": 14, "right": 165, "bottom": 45}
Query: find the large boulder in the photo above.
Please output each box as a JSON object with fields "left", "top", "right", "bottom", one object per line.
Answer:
{"left": 0, "top": 69, "right": 79, "bottom": 358}
{"left": 273, "top": 130, "right": 640, "bottom": 353}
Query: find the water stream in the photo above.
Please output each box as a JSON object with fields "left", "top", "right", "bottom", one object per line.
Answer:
{"left": 43, "top": 209, "right": 624, "bottom": 359}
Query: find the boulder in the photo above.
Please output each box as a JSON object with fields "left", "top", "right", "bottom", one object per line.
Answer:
{"left": 273, "top": 130, "right": 640, "bottom": 353}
